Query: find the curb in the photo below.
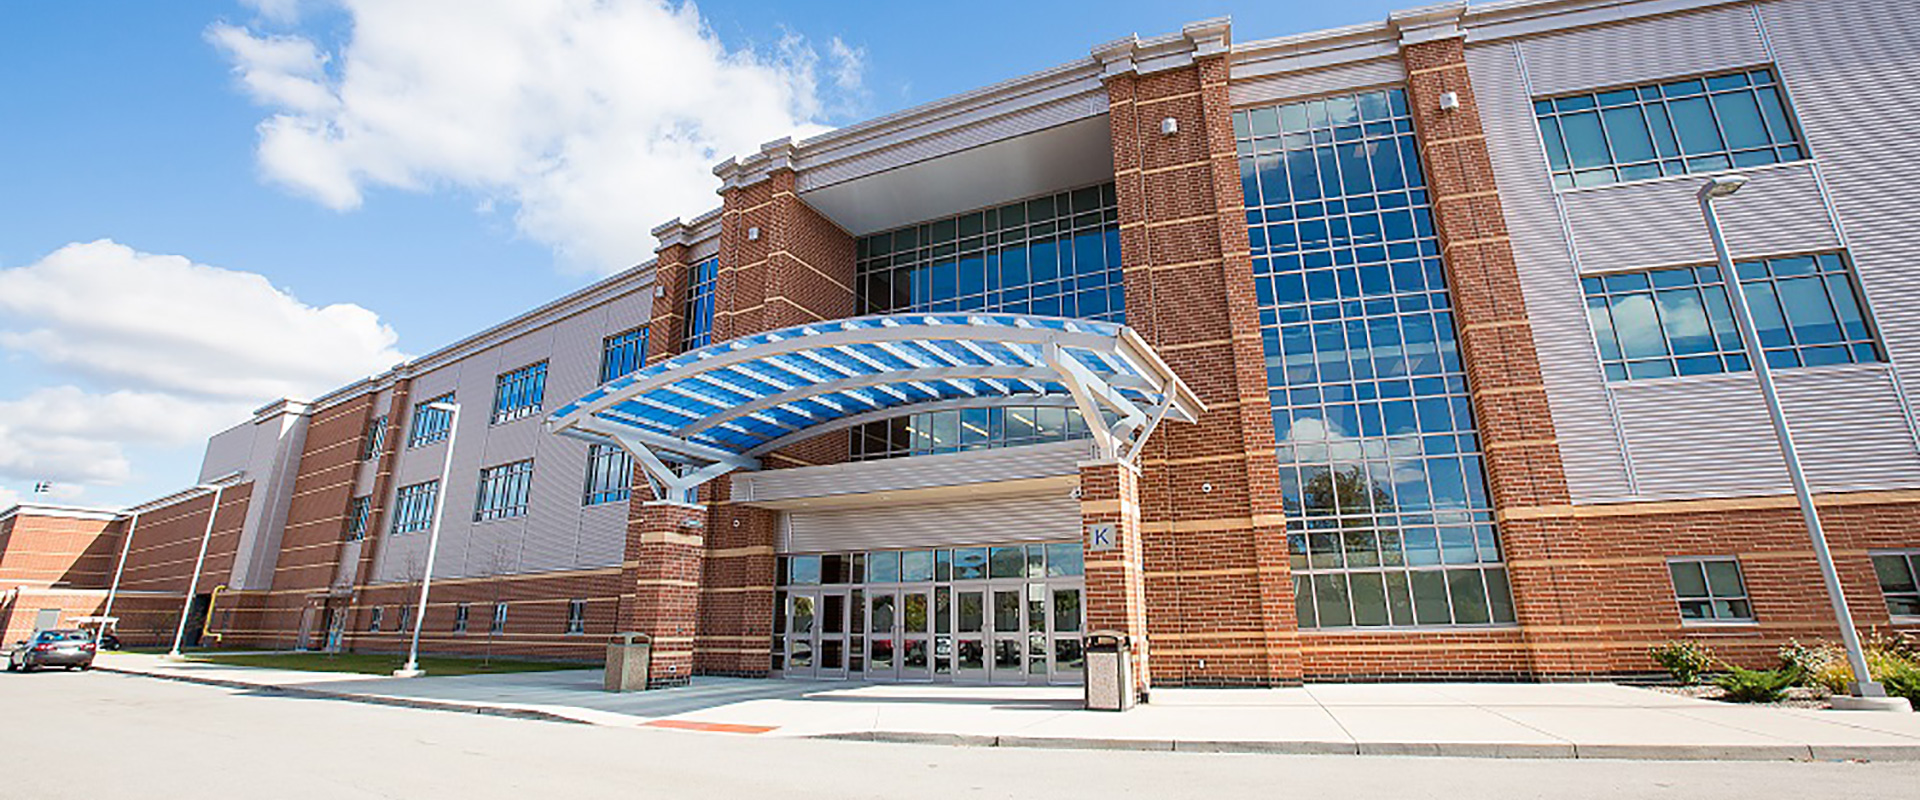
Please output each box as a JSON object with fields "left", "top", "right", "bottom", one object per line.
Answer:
{"left": 819, "top": 730, "right": 1920, "bottom": 762}
{"left": 92, "top": 665, "right": 590, "bottom": 726}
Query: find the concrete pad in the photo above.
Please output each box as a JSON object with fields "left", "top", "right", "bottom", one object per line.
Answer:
{"left": 1150, "top": 687, "right": 1319, "bottom": 707}
{"left": 1302, "top": 682, "right": 1459, "bottom": 706}
{"left": 1495, "top": 706, "right": 1801, "bottom": 751}
{"left": 1660, "top": 706, "right": 1920, "bottom": 746}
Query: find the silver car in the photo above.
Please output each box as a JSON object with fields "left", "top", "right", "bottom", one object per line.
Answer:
{"left": 7, "top": 629, "right": 97, "bottom": 672}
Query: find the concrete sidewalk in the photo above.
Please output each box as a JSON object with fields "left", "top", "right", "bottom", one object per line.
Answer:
{"left": 91, "top": 652, "right": 1920, "bottom": 761}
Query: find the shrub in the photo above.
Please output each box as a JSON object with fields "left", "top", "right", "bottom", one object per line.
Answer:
{"left": 1713, "top": 665, "right": 1803, "bottom": 703}
{"left": 1785, "top": 634, "right": 1920, "bottom": 694}
{"left": 1650, "top": 641, "right": 1713, "bottom": 685}
{"left": 1881, "top": 663, "right": 1919, "bottom": 711}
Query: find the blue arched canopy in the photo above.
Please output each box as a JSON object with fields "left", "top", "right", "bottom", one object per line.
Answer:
{"left": 546, "top": 314, "right": 1204, "bottom": 497}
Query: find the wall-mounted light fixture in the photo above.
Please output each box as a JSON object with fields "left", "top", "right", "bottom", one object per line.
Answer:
{"left": 1159, "top": 117, "right": 1179, "bottom": 136}
{"left": 1438, "top": 91, "right": 1461, "bottom": 111}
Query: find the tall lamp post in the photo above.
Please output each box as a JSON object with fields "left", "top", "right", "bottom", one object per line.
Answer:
{"left": 396, "top": 400, "right": 460, "bottom": 678}
{"left": 167, "top": 473, "right": 245, "bottom": 660}
{"left": 1698, "top": 175, "right": 1900, "bottom": 710}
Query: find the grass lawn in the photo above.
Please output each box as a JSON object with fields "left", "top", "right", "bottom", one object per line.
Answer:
{"left": 179, "top": 651, "right": 594, "bottom": 677}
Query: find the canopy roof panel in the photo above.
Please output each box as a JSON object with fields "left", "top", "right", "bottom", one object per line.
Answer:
{"left": 546, "top": 314, "right": 1204, "bottom": 494}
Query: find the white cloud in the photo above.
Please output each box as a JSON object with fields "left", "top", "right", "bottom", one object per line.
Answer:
{"left": 211, "top": 0, "right": 863, "bottom": 273}
{"left": 0, "top": 240, "right": 406, "bottom": 491}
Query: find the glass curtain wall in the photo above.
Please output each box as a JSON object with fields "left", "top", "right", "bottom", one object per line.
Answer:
{"left": 847, "top": 185, "right": 1122, "bottom": 461}
{"left": 1234, "top": 88, "right": 1516, "bottom": 630}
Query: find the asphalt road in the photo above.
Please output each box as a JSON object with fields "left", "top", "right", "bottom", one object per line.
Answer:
{"left": 3, "top": 669, "right": 1916, "bottom": 800}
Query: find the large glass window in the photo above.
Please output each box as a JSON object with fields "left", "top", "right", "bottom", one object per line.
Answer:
{"left": 851, "top": 405, "right": 1091, "bottom": 461}
{"left": 848, "top": 185, "right": 1120, "bottom": 460}
{"left": 492, "top": 362, "right": 547, "bottom": 424}
{"left": 407, "top": 393, "right": 455, "bottom": 447}
{"left": 600, "top": 327, "right": 649, "bottom": 384}
{"left": 474, "top": 460, "right": 534, "bottom": 521}
{"left": 344, "top": 496, "right": 371, "bottom": 541}
{"left": 390, "top": 480, "right": 439, "bottom": 534}
{"left": 1669, "top": 557, "right": 1754, "bottom": 623}
{"left": 1235, "top": 88, "right": 1515, "bottom": 629}
{"left": 856, "top": 184, "right": 1121, "bottom": 321}
{"left": 683, "top": 256, "right": 719, "bottom": 350}
{"left": 1872, "top": 551, "right": 1920, "bottom": 619}
{"left": 1583, "top": 253, "right": 1880, "bottom": 381}
{"left": 582, "top": 443, "right": 633, "bottom": 506}
{"left": 360, "top": 415, "right": 388, "bottom": 461}
{"left": 1534, "top": 68, "right": 1803, "bottom": 189}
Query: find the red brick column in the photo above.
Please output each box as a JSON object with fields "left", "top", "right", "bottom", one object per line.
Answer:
{"left": 1400, "top": 36, "right": 1576, "bottom": 675}
{"left": 1102, "top": 31, "right": 1301, "bottom": 686}
{"left": 645, "top": 230, "right": 692, "bottom": 363}
{"left": 618, "top": 500, "right": 706, "bottom": 688}
{"left": 1080, "top": 459, "right": 1149, "bottom": 700}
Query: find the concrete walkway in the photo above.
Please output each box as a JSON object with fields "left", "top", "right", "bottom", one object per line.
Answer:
{"left": 92, "top": 652, "right": 1920, "bottom": 761}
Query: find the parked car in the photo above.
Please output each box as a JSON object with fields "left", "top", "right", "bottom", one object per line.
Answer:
{"left": 7, "top": 629, "right": 97, "bottom": 672}
{"left": 96, "top": 632, "right": 122, "bottom": 651}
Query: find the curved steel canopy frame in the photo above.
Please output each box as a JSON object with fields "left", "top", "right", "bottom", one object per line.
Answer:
{"left": 545, "top": 313, "right": 1205, "bottom": 499}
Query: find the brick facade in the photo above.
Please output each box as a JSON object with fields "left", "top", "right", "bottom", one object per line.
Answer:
{"left": 10, "top": 11, "right": 1919, "bottom": 689}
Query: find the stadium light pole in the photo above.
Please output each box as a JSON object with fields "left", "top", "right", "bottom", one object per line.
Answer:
{"left": 395, "top": 401, "right": 461, "bottom": 678}
{"left": 1698, "top": 175, "right": 1896, "bottom": 708}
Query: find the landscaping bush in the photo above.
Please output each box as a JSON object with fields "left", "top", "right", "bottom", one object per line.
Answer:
{"left": 1713, "top": 665, "right": 1803, "bottom": 703}
{"left": 1781, "top": 634, "right": 1920, "bottom": 695}
{"left": 1649, "top": 640, "right": 1713, "bottom": 685}
{"left": 1881, "top": 661, "right": 1920, "bottom": 711}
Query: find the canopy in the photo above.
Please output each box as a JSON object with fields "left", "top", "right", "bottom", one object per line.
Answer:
{"left": 545, "top": 313, "right": 1204, "bottom": 498}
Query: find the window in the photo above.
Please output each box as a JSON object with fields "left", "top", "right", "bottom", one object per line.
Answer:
{"left": 1583, "top": 253, "right": 1880, "bottom": 381}
{"left": 566, "top": 600, "right": 586, "bottom": 634}
{"left": 344, "top": 496, "right": 372, "bottom": 541}
{"left": 1669, "top": 557, "right": 1754, "bottom": 622}
{"left": 683, "top": 257, "right": 719, "bottom": 350}
{"left": 408, "top": 393, "right": 456, "bottom": 447}
{"left": 851, "top": 406, "right": 1092, "bottom": 461}
{"left": 474, "top": 460, "right": 534, "bottom": 521}
{"left": 368, "top": 607, "right": 384, "bottom": 632}
{"left": 601, "top": 327, "right": 649, "bottom": 383}
{"left": 1235, "top": 89, "right": 1516, "bottom": 630}
{"left": 490, "top": 602, "right": 508, "bottom": 634}
{"left": 453, "top": 603, "right": 470, "bottom": 633}
{"left": 492, "top": 362, "right": 548, "bottom": 424}
{"left": 1872, "top": 551, "right": 1920, "bottom": 619}
{"left": 399, "top": 604, "right": 415, "bottom": 632}
{"left": 1534, "top": 68, "right": 1804, "bottom": 189}
{"left": 848, "top": 185, "right": 1121, "bottom": 460}
{"left": 391, "top": 481, "right": 439, "bottom": 534}
{"left": 583, "top": 443, "right": 633, "bottom": 505}
{"left": 360, "top": 414, "right": 388, "bottom": 461}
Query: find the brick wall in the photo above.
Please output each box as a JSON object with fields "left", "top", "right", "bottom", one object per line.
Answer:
{"left": 0, "top": 512, "right": 121, "bottom": 589}
{"left": 1109, "top": 54, "right": 1301, "bottom": 687}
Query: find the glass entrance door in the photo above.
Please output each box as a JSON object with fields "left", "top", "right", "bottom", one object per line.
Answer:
{"left": 784, "top": 590, "right": 849, "bottom": 680}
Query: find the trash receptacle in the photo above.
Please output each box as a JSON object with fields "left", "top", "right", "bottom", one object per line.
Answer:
{"left": 605, "top": 632, "right": 652, "bottom": 692}
{"left": 1084, "top": 630, "right": 1134, "bottom": 711}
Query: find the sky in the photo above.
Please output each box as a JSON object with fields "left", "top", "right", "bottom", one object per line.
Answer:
{"left": 0, "top": 0, "right": 1408, "bottom": 510}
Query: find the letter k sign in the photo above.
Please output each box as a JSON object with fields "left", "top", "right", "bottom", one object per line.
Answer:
{"left": 1086, "top": 522, "right": 1116, "bottom": 552}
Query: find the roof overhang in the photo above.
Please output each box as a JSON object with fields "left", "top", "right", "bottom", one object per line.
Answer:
{"left": 546, "top": 314, "right": 1205, "bottom": 499}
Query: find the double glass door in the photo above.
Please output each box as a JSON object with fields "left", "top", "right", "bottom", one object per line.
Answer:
{"left": 782, "top": 580, "right": 1083, "bottom": 684}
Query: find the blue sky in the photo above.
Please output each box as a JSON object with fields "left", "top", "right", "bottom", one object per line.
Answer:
{"left": 0, "top": 0, "right": 1406, "bottom": 508}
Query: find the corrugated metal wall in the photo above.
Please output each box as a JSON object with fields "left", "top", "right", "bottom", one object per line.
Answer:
{"left": 1228, "top": 57, "right": 1407, "bottom": 107}
{"left": 784, "top": 492, "right": 1080, "bottom": 553}
{"left": 1468, "top": 2, "right": 1920, "bottom": 503}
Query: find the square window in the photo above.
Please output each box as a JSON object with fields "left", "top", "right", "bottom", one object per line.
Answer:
{"left": 1669, "top": 558, "right": 1754, "bottom": 623}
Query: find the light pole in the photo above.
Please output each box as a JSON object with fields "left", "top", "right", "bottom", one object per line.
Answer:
{"left": 1698, "top": 175, "right": 1897, "bottom": 709}
{"left": 396, "top": 401, "right": 460, "bottom": 678}
{"left": 168, "top": 475, "right": 243, "bottom": 660}
{"left": 97, "top": 509, "right": 141, "bottom": 648}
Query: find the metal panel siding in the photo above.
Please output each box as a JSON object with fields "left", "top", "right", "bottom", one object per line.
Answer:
{"left": 1561, "top": 162, "right": 1838, "bottom": 273}
{"left": 519, "top": 312, "right": 593, "bottom": 575}
{"left": 784, "top": 493, "right": 1080, "bottom": 553}
{"left": 1518, "top": 5, "right": 1769, "bottom": 96}
{"left": 198, "top": 423, "right": 255, "bottom": 484}
{"left": 1228, "top": 58, "right": 1407, "bottom": 107}
{"left": 1467, "top": 42, "right": 1636, "bottom": 500}
{"left": 1763, "top": 0, "right": 1920, "bottom": 474}
{"left": 1611, "top": 366, "right": 1920, "bottom": 499}
{"left": 736, "top": 441, "right": 1088, "bottom": 503}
